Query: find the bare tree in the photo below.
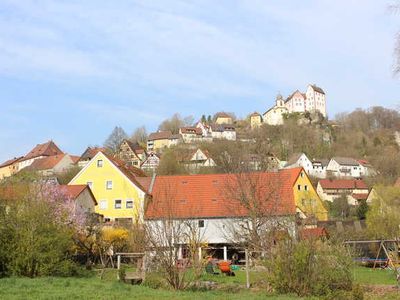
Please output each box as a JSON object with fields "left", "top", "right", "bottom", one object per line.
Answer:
{"left": 130, "top": 126, "right": 148, "bottom": 146}
{"left": 145, "top": 182, "right": 205, "bottom": 290}
{"left": 104, "top": 126, "right": 128, "bottom": 153}
{"left": 221, "top": 171, "right": 292, "bottom": 253}
{"left": 158, "top": 113, "right": 194, "bottom": 134}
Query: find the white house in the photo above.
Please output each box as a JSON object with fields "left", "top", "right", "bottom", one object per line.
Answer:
{"left": 357, "top": 160, "right": 377, "bottom": 177}
{"left": 210, "top": 124, "right": 237, "bottom": 141}
{"left": 179, "top": 127, "right": 204, "bottom": 143}
{"left": 17, "top": 141, "right": 64, "bottom": 171}
{"left": 180, "top": 148, "right": 216, "bottom": 172}
{"left": 326, "top": 157, "right": 363, "bottom": 178}
{"left": 144, "top": 171, "right": 300, "bottom": 260}
{"left": 27, "top": 154, "right": 78, "bottom": 176}
{"left": 140, "top": 151, "right": 160, "bottom": 173}
{"left": 310, "top": 159, "right": 329, "bottom": 179}
{"left": 316, "top": 179, "right": 369, "bottom": 205}
{"left": 263, "top": 94, "right": 288, "bottom": 126}
{"left": 284, "top": 153, "right": 313, "bottom": 175}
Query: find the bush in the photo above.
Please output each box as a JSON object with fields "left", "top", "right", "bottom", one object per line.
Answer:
{"left": 265, "top": 240, "right": 353, "bottom": 297}
{"left": 0, "top": 184, "right": 84, "bottom": 277}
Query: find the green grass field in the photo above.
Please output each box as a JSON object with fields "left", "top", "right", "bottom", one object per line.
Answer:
{"left": 0, "top": 267, "right": 397, "bottom": 300}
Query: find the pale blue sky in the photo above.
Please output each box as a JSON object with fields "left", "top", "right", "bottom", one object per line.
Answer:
{"left": 0, "top": 0, "right": 399, "bottom": 162}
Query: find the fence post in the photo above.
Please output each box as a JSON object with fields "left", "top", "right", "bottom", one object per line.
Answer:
{"left": 245, "top": 249, "right": 250, "bottom": 289}
{"left": 117, "top": 254, "right": 121, "bottom": 280}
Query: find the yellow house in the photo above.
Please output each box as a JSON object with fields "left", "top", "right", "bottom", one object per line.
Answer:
{"left": 215, "top": 112, "right": 233, "bottom": 125}
{"left": 0, "top": 157, "right": 23, "bottom": 180}
{"left": 147, "top": 131, "right": 173, "bottom": 152}
{"left": 69, "top": 151, "right": 149, "bottom": 222}
{"left": 292, "top": 168, "right": 328, "bottom": 221}
{"left": 250, "top": 112, "right": 262, "bottom": 129}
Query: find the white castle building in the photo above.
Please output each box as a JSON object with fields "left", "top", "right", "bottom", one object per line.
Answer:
{"left": 251, "top": 84, "right": 326, "bottom": 127}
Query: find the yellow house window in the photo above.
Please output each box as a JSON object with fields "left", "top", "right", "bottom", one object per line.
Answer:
{"left": 99, "top": 200, "right": 107, "bottom": 210}
{"left": 97, "top": 160, "right": 103, "bottom": 167}
{"left": 126, "top": 200, "right": 133, "bottom": 209}
{"left": 115, "top": 200, "right": 122, "bottom": 209}
{"left": 106, "top": 180, "right": 113, "bottom": 190}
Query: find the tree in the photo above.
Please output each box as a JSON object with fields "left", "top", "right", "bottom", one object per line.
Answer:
{"left": 222, "top": 171, "right": 288, "bottom": 252}
{"left": 130, "top": 126, "right": 148, "bottom": 146}
{"left": 156, "top": 149, "right": 187, "bottom": 175}
{"left": 158, "top": 113, "right": 194, "bottom": 134}
{"left": 201, "top": 115, "right": 206, "bottom": 123}
{"left": 104, "top": 126, "right": 128, "bottom": 153}
{"left": 328, "top": 194, "right": 351, "bottom": 220}
{"left": 366, "top": 185, "right": 400, "bottom": 239}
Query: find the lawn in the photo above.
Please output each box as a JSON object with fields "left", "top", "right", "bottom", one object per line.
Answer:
{"left": 0, "top": 276, "right": 303, "bottom": 300}
{"left": 0, "top": 267, "right": 398, "bottom": 300}
{"left": 352, "top": 266, "right": 397, "bottom": 285}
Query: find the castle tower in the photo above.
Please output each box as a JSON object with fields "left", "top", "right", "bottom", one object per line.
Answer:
{"left": 276, "top": 93, "right": 285, "bottom": 107}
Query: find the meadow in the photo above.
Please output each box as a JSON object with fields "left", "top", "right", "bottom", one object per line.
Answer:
{"left": 0, "top": 267, "right": 398, "bottom": 300}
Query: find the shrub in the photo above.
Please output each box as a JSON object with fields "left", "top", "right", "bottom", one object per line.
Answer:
{"left": 0, "top": 184, "right": 85, "bottom": 277}
{"left": 265, "top": 240, "right": 353, "bottom": 297}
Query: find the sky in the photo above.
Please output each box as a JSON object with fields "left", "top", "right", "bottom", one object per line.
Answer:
{"left": 0, "top": 0, "right": 399, "bottom": 162}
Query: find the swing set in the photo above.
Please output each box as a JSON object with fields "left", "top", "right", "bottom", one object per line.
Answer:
{"left": 344, "top": 239, "right": 400, "bottom": 270}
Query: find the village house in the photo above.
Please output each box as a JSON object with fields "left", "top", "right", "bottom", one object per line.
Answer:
{"left": 357, "top": 159, "right": 377, "bottom": 177}
{"left": 147, "top": 131, "right": 183, "bottom": 152}
{"left": 27, "top": 154, "right": 78, "bottom": 176}
{"left": 77, "top": 147, "right": 108, "bottom": 168}
{"left": 326, "top": 157, "right": 363, "bottom": 178}
{"left": 0, "top": 156, "right": 23, "bottom": 180}
{"left": 210, "top": 124, "right": 237, "bottom": 141}
{"left": 214, "top": 112, "right": 233, "bottom": 125}
{"left": 179, "top": 127, "right": 204, "bottom": 143}
{"left": 311, "top": 158, "right": 329, "bottom": 178}
{"left": 117, "top": 139, "right": 147, "bottom": 168}
{"left": 243, "top": 153, "right": 281, "bottom": 171}
{"left": 17, "top": 141, "right": 64, "bottom": 171}
{"left": 316, "top": 178, "right": 369, "bottom": 205}
{"left": 179, "top": 148, "right": 216, "bottom": 172}
{"left": 284, "top": 153, "right": 313, "bottom": 175}
{"left": 59, "top": 184, "right": 98, "bottom": 215}
{"left": 250, "top": 112, "right": 262, "bottom": 129}
{"left": 195, "top": 121, "right": 237, "bottom": 141}
{"left": 140, "top": 151, "right": 161, "bottom": 173}
{"left": 69, "top": 151, "right": 148, "bottom": 223}
{"left": 144, "top": 168, "right": 328, "bottom": 260}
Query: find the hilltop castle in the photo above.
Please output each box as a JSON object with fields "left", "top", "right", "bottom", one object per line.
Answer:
{"left": 251, "top": 84, "right": 326, "bottom": 127}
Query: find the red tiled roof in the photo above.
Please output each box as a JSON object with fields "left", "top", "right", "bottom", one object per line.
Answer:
{"left": 300, "top": 227, "right": 328, "bottom": 240}
{"left": 22, "top": 141, "right": 63, "bottom": 161}
{"left": 28, "top": 154, "right": 67, "bottom": 170}
{"left": 60, "top": 184, "right": 97, "bottom": 205}
{"left": 70, "top": 155, "right": 80, "bottom": 164}
{"left": 180, "top": 127, "right": 203, "bottom": 135}
{"left": 0, "top": 156, "right": 24, "bottom": 168}
{"left": 250, "top": 112, "right": 261, "bottom": 117}
{"left": 148, "top": 131, "right": 172, "bottom": 141}
{"left": 145, "top": 168, "right": 303, "bottom": 220}
{"left": 319, "top": 179, "right": 368, "bottom": 190}
{"left": 351, "top": 193, "right": 369, "bottom": 201}
{"left": 215, "top": 112, "right": 232, "bottom": 119}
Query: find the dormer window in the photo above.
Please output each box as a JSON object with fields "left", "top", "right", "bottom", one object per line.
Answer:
{"left": 97, "top": 160, "right": 103, "bottom": 167}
